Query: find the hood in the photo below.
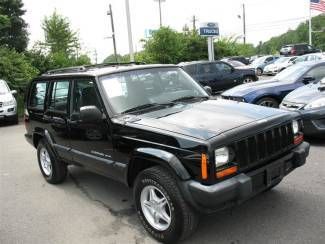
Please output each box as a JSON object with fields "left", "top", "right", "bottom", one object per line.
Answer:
{"left": 119, "top": 99, "right": 288, "bottom": 140}
{"left": 0, "top": 93, "right": 14, "bottom": 102}
{"left": 283, "top": 83, "right": 324, "bottom": 104}
{"left": 222, "top": 79, "right": 285, "bottom": 97}
{"left": 235, "top": 66, "right": 254, "bottom": 71}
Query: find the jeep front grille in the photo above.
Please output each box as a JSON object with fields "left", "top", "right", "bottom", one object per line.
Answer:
{"left": 230, "top": 122, "right": 294, "bottom": 170}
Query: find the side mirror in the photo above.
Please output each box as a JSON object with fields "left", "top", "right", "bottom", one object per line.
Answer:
{"left": 79, "top": 106, "right": 102, "bottom": 123}
{"left": 204, "top": 86, "right": 212, "bottom": 95}
{"left": 11, "top": 90, "right": 17, "bottom": 95}
{"left": 302, "top": 76, "right": 315, "bottom": 84}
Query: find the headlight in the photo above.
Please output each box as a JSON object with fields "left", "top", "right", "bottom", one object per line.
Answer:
{"left": 292, "top": 120, "right": 299, "bottom": 135}
{"left": 3, "top": 99, "right": 15, "bottom": 106}
{"left": 215, "top": 147, "right": 229, "bottom": 167}
{"left": 304, "top": 98, "right": 325, "bottom": 110}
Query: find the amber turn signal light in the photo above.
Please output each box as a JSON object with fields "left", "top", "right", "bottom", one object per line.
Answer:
{"left": 201, "top": 153, "right": 208, "bottom": 180}
{"left": 294, "top": 134, "right": 304, "bottom": 145}
{"left": 216, "top": 166, "right": 238, "bottom": 179}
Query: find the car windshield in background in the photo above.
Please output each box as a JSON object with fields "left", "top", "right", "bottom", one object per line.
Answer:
{"left": 275, "top": 57, "right": 290, "bottom": 64}
{"left": 274, "top": 65, "right": 309, "bottom": 82}
{"left": 100, "top": 67, "right": 208, "bottom": 114}
{"left": 0, "top": 81, "right": 9, "bottom": 95}
{"left": 251, "top": 57, "right": 266, "bottom": 66}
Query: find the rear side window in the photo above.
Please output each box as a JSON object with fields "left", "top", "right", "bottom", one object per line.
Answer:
{"left": 306, "top": 65, "right": 325, "bottom": 81}
{"left": 49, "top": 80, "right": 70, "bottom": 113}
{"left": 29, "top": 82, "right": 47, "bottom": 110}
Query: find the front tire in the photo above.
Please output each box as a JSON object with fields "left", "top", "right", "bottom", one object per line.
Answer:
{"left": 37, "top": 139, "right": 67, "bottom": 184}
{"left": 134, "top": 166, "right": 198, "bottom": 243}
{"left": 256, "top": 97, "right": 279, "bottom": 108}
{"left": 256, "top": 68, "right": 263, "bottom": 76}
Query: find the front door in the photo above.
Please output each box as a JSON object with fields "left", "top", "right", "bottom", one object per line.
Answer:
{"left": 68, "top": 78, "right": 115, "bottom": 177}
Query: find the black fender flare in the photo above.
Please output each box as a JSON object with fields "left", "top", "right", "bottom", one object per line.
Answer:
{"left": 127, "top": 148, "right": 191, "bottom": 185}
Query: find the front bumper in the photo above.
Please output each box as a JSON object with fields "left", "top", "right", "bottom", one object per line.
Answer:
{"left": 0, "top": 104, "right": 17, "bottom": 121}
{"left": 300, "top": 109, "right": 325, "bottom": 137}
{"left": 182, "top": 142, "right": 309, "bottom": 213}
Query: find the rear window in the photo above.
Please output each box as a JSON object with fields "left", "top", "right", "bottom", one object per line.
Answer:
{"left": 29, "top": 82, "right": 47, "bottom": 110}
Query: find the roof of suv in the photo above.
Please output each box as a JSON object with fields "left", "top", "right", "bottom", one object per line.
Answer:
{"left": 38, "top": 63, "right": 178, "bottom": 79}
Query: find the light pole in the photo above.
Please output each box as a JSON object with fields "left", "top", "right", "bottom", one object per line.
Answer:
{"left": 125, "top": 0, "right": 135, "bottom": 62}
{"left": 154, "top": 0, "right": 166, "bottom": 27}
{"left": 107, "top": 4, "right": 118, "bottom": 62}
{"left": 237, "top": 3, "right": 246, "bottom": 44}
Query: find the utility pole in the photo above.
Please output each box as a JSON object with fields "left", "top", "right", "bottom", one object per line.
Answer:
{"left": 190, "top": 15, "right": 198, "bottom": 32}
{"left": 107, "top": 4, "right": 118, "bottom": 62}
{"left": 154, "top": 0, "right": 166, "bottom": 27}
{"left": 242, "top": 3, "right": 246, "bottom": 44}
{"left": 125, "top": 0, "right": 135, "bottom": 62}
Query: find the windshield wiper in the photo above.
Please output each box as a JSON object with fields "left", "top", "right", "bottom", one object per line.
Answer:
{"left": 121, "top": 102, "right": 173, "bottom": 114}
{"left": 171, "top": 96, "right": 209, "bottom": 103}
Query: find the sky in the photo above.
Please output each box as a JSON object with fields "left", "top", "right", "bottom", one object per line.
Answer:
{"left": 22, "top": 0, "right": 319, "bottom": 62}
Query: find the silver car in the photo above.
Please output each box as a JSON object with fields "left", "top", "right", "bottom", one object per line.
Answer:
{"left": 0, "top": 79, "right": 18, "bottom": 124}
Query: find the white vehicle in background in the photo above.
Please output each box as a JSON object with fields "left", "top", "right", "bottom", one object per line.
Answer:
{"left": 263, "top": 56, "right": 297, "bottom": 75}
{"left": 0, "top": 79, "right": 18, "bottom": 124}
{"left": 293, "top": 53, "right": 325, "bottom": 64}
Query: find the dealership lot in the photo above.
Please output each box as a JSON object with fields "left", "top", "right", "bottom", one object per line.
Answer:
{"left": 1, "top": 123, "right": 324, "bottom": 244}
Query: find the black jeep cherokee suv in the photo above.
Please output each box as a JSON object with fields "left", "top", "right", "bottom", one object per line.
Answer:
{"left": 24, "top": 63, "right": 310, "bottom": 243}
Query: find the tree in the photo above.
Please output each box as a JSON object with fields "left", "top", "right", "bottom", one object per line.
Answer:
{"left": 103, "top": 54, "right": 130, "bottom": 63}
{"left": 42, "top": 11, "right": 79, "bottom": 56}
{"left": 0, "top": 47, "right": 38, "bottom": 90}
{"left": 258, "top": 14, "right": 325, "bottom": 54}
{"left": 0, "top": 0, "right": 28, "bottom": 52}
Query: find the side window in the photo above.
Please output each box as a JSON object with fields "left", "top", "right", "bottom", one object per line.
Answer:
{"left": 73, "top": 79, "right": 102, "bottom": 113}
{"left": 198, "top": 64, "right": 216, "bottom": 75}
{"left": 215, "top": 63, "right": 232, "bottom": 74}
{"left": 183, "top": 65, "right": 197, "bottom": 76}
{"left": 265, "top": 57, "right": 273, "bottom": 62}
{"left": 29, "top": 82, "right": 47, "bottom": 110}
{"left": 306, "top": 66, "right": 325, "bottom": 81}
{"left": 49, "top": 80, "right": 70, "bottom": 113}
{"left": 307, "top": 45, "right": 313, "bottom": 51}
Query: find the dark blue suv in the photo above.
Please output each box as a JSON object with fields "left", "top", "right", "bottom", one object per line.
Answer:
{"left": 222, "top": 61, "right": 325, "bottom": 108}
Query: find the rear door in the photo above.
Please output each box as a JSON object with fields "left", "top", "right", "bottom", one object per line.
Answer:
{"left": 43, "top": 79, "right": 72, "bottom": 161}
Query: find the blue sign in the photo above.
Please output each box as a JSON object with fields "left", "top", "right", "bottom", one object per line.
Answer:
{"left": 199, "top": 22, "right": 219, "bottom": 37}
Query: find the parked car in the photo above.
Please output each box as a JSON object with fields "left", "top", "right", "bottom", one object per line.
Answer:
{"left": 293, "top": 53, "right": 325, "bottom": 64}
{"left": 221, "top": 59, "right": 246, "bottom": 67}
{"left": 0, "top": 79, "right": 18, "bottom": 124}
{"left": 280, "top": 77, "right": 325, "bottom": 138}
{"left": 179, "top": 61, "right": 258, "bottom": 93}
{"left": 24, "top": 63, "right": 309, "bottom": 243}
{"left": 226, "top": 56, "right": 250, "bottom": 65}
{"left": 280, "top": 43, "right": 320, "bottom": 56}
{"left": 263, "top": 56, "right": 297, "bottom": 75}
{"left": 249, "top": 55, "right": 279, "bottom": 76}
{"left": 222, "top": 61, "right": 325, "bottom": 108}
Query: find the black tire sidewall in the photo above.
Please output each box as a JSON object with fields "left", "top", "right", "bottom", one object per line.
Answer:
{"left": 37, "top": 139, "right": 66, "bottom": 183}
{"left": 256, "top": 97, "right": 279, "bottom": 108}
{"left": 134, "top": 171, "right": 183, "bottom": 243}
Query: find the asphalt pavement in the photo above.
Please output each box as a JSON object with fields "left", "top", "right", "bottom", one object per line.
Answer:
{"left": 1, "top": 123, "right": 324, "bottom": 244}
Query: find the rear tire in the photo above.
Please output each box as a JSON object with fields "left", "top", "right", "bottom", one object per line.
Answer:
{"left": 134, "top": 166, "right": 198, "bottom": 243}
{"left": 37, "top": 139, "right": 67, "bottom": 184}
{"left": 256, "top": 97, "right": 279, "bottom": 108}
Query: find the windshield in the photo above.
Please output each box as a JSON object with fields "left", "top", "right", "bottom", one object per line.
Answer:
{"left": 274, "top": 57, "right": 290, "bottom": 64}
{"left": 274, "top": 65, "right": 309, "bottom": 82}
{"left": 0, "top": 81, "right": 9, "bottom": 95}
{"left": 251, "top": 56, "right": 266, "bottom": 66}
{"left": 100, "top": 67, "right": 208, "bottom": 114}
